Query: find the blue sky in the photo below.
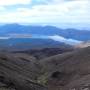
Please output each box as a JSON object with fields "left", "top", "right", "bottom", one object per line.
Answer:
{"left": 0, "top": 0, "right": 90, "bottom": 28}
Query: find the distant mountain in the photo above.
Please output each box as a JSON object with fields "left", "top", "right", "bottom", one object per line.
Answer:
{"left": 0, "top": 24, "right": 90, "bottom": 41}
{"left": 0, "top": 38, "right": 71, "bottom": 51}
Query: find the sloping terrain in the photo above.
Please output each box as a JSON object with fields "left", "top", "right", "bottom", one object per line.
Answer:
{"left": 0, "top": 46, "right": 90, "bottom": 90}
{"left": 13, "top": 47, "right": 73, "bottom": 59}
{"left": 0, "top": 52, "right": 47, "bottom": 90}
{"left": 39, "top": 46, "right": 90, "bottom": 90}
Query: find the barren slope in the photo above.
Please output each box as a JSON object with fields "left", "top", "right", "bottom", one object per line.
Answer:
{"left": 40, "top": 46, "right": 90, "bottom": 90}
{"left": 0, "top": 52, "right": 47, "bottom": 90}
{"left": 0, "top": 46, "right": 90, "bottom": 90}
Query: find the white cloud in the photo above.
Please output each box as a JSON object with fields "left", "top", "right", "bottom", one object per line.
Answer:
{"left": 0, "top": 0, "right": 89, "bottom": 28}
{"left": 0, "top": 0, "right": 31, "bottom": 6}
{"left": 48, "top": 35, "right": 82, "bottom": 45}
{"left": 35, "top": 0, "right": 65, "bottom": 4}
{"left": 0, "top": 7, "right": 6, "bottom": 11}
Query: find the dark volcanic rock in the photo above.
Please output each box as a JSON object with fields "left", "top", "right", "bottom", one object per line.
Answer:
{"left": 0, "top": 46, "right": 90, "bottom": 90}
{"left": 0, "top": 52, "right": 47, "bottom": 90}
{"left": 39, "top": 46, "right": 90, "bottom": 90}
{"left": 13, "top": 47, "right": 73, "bottom": 60}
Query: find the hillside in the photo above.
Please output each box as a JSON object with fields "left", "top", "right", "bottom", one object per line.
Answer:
{"left": 39, "top": 46, "right": 90, "bottom": 90}
{"left": 0, "top": 45, "right": 73, "bottom": 90}
{"left": 0, "top": 46, "right": 90, "bottom": 90}
{"left": 13, "top": 47, "right": 73, "bottom": 59}
{"left": 0, "top": 52, "right": 47, "bottom": 90}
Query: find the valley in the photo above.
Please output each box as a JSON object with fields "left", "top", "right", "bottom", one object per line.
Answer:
{"left": 0, "top": 24, "right": 90, "bottom": 90}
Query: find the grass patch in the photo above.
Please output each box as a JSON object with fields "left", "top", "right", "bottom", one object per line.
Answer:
{"left": 37, "top": 73, "right": 49, "bottom": 85}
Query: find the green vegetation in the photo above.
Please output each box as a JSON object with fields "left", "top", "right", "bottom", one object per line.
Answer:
{"left": 37, "top": 73, "right": 49, "bottom": 85}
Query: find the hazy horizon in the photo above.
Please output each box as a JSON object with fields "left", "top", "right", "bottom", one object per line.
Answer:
{"left": 0, "top": 23, "right": 90, "bottom": 30}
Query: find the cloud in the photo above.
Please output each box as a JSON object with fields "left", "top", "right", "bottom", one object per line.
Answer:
{"left": 48, "top": 35, "right": 82, "bottom": 45}
{"left": 0, "top": 0, "right": 89, "bottom": 28}
{"left": 0, "top": 7, "right": 6, "bottom": 11}
{"left": 0, "top": 0, "right": 32, "bottom": 6}
{"left": 34, "top": 0, "right": 71, "bottom": 4}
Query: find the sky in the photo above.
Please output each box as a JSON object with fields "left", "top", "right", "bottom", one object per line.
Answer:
{"left": 0, "top": 0, "right": 90, "bottom": 28}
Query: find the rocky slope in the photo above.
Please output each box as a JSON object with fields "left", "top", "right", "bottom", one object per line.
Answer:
{"left": 0, "top": 46, "right": 90, "bottom": 90}
{"left": 39, "top": 46, "right": 90, "bottom": 90}
{"left": 13, "top": 47, "right": 73, "bottom": 60}
{"left": 0, "top": 52, "right": 47, "bottom": 90}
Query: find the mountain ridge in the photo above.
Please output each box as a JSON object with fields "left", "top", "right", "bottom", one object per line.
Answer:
{"left": 0, "top": 24, "right": 90, "bottom": 41}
